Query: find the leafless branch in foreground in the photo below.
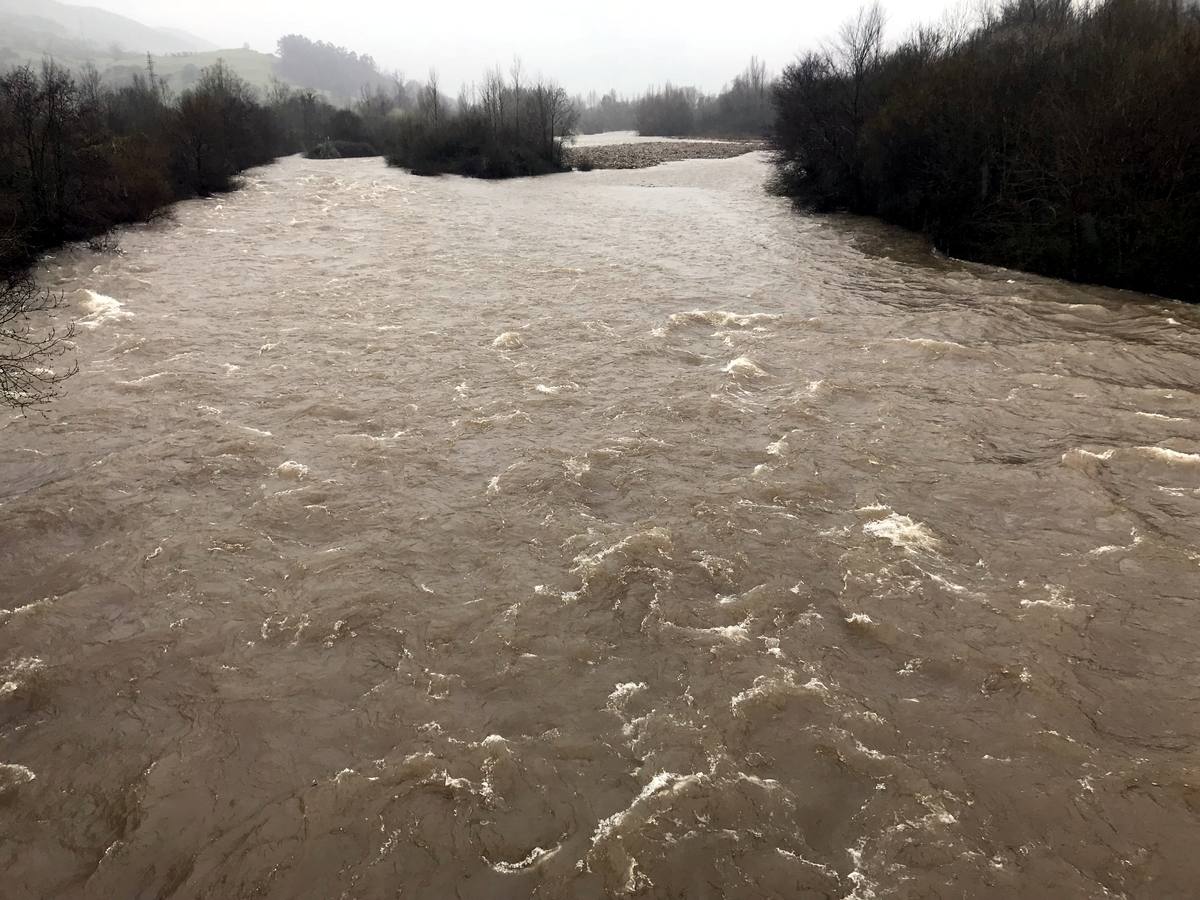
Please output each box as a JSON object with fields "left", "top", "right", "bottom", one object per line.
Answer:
{"left": 0, "top": 272, "right": 77, "bottom": 412}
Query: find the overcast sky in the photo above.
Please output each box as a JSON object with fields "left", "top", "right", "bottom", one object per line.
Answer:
{"left": 92, "top": 0, "right": 959, "bottom": 95}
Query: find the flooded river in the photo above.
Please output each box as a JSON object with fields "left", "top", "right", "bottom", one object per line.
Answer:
{"left": 2, "top": 149, "right": 1199, "bottom": 898}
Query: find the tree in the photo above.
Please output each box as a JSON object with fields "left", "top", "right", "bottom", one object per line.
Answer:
{"left": 419, "top": 69, "right": 442, "bottom": 126}
{"left": 0, "top": 273, "right": 75, "bottom": 410}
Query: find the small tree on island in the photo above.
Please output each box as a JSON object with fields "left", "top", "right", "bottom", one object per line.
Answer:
{"left": 384, "top": 66, "right": 579, "bottom": 179}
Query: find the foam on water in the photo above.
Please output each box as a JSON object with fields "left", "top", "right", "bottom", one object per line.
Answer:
{"left": 275, "top": 460, "right": 309, "bottom": 479}
{"left": 862, "top": 511, "right": 941, "bottom": 553}
{"left": 79, "top": 290, "right": 133, "bottom": 330}
{"left": 116, "top": 372, "right": 171, "bottom": 386}
{"left": 489, "top": 844, "right": 561, "bottom": 874}
{"left": 730, "top": 669, "right": 830, "bottom": 717}
{"left": 669, "top": 309, "right": 780, "bottom": 329}
{"left": 606, "top": 681, "right": 648, "bottom": 714}
{"left": 0, "top": 656, "right": 45, "bottom": 697}
{"left": 1135, "top": 445, "right": 1200, "bottom": 466}
{"left": 0, "top": 598, "right": 51, "bottom": 622}
{"left": 0, "top": 762, "right": 36, "bottom": 793}
{"left": 722, "top": 356, "right": 768, "bottom": 378}
{"left": 1064, "top": 445, "right": 1200, "bottom": 473}
{"left": 1020, "top": 585, "right": 1077, "bottom": 611}
{"left": 492, "top": 331, "right": 524, "bottom": 350}
{"left": 888, "top": 336, "right": 969, "bottom": 352}
{"left": 591, "top": 771, "right": 710, "bottom": 847}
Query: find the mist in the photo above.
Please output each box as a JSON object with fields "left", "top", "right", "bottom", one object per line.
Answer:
{"left": 76, "top": 0, "right": 954, "bottom": 94}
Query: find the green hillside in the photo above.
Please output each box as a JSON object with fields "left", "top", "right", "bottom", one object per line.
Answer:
{"left": 0, "top": 1, "right": 298, "bottom": 97}
{"left": 0, "top": 0, "right": 213, "bottom": 54}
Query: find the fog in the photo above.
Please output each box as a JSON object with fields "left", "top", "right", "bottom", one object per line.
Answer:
{"left": 88, "top": 0, "right": 955, "bottom": 94}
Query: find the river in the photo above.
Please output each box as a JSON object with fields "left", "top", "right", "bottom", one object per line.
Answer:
{"left": 2, "top": 148, "right": 1198, "bottom": 898}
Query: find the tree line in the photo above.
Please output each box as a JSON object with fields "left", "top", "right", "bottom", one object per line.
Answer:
{"left": 0, "top": 56, "right": 366, "bottom": 406}
{"left": 275, "top": 34, "right": 397, "bottom": 103}
{"left": 772, "top": 0, "right": 1200, "bottom": 302}
{"left": 576, "top": 59, "right": 773, "bottom": 139}
{"left": 1, "top": 58, "right": 286, "bottom": 282}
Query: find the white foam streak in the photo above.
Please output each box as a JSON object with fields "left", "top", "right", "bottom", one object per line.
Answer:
{"left": 0, "top": 762, "right": 37, "bottom": 793}
{"left": 591, "top": 771, "right": 709, "bottom": 846}
{"left": 275, "top": 460, "right": 309, "bottom": 480}
{"left": 722, "top": 356, "right": 768, "bottom": 378}
{"left": 79, "top": 290, "right": 132, "bottom": 330}
{"left": 670, "top": 309, "right": 779, "bottom": 329}
{"left": 1135, "top": 446, "right": 1200, "bottom": 466}
{"left": 491, "top": 844, "right": 561, "bottom": 874}
{"left": 863, "top": 512, "right": 941, "bottom": 554}
{"left": 492, "top": 331, "right": 524, "bottom": 350}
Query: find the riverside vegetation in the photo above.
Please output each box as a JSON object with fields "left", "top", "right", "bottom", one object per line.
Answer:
{"left": 772, "top": 0, "right": 1200, "bottom": 302}
{"left": 0, "top": 55, "right": 407, "bottom": 406}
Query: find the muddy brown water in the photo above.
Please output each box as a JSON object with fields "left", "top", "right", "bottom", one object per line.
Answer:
{"left": 2, "top": 150, "right": 1199, "bottom": 899}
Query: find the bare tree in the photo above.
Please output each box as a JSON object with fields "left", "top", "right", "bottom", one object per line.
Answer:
{"left": 0, "top": 272, "right": 76, "bottom": 410}
{"left": 510, "top": 57, "right": 524, "bottom": 133}
{"left": 420, "top": 69, "right": 442, "bottom": 125}
{"left": 835, "top": 3, "right": 886, "bottom": 124}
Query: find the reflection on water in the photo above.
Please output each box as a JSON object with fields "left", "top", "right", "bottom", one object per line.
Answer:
{"left": 1, "top": 150, "right": 1198, "bottom": 898}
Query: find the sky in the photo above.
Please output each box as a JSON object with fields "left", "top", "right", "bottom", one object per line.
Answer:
{"left": 89, "top": 0, "right": 960, "bottom": 96}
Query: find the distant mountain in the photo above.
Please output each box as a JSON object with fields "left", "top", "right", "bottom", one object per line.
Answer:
{"left": 0, "top": 0, "right": 216, "bottom": 55}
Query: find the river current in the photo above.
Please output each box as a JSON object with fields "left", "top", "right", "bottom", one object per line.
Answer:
{"left": 2, "top": 149, "right": 1199, "bottom": 898}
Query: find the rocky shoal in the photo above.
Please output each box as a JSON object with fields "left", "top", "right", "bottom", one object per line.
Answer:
{"left": 567, "top": 140, "right": 766, "bottom": 170}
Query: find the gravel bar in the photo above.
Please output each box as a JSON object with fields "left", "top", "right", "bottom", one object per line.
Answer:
{"left": 567, "top": 140, "right": 766, "bottom": 170}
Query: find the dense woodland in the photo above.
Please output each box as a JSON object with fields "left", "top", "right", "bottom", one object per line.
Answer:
{"left": 773, "top": 0, "right": 1200, "bottom": 301}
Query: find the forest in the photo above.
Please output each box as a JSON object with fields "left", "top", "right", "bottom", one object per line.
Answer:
{"left": 772, "top": 0, "right": 1200, "bottom": 302}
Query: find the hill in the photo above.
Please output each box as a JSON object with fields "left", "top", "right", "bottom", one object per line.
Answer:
{"left": 0, "top": 0, "right": 214, "bottom": 54}
{"left": 0, "top": 1, "right": 402, "bottom": 104}
{"left": 0, "top": 2, "right": 295, "bottom": 98}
